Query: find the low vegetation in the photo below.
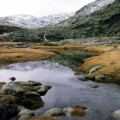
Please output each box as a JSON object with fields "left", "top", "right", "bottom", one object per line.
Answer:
{"left": 0, "top": 47, "right": 55, "bottom": 66}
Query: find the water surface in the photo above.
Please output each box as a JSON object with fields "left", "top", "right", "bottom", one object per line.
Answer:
{"left": 0, "top": 61, "right": 120, "bottom": 120}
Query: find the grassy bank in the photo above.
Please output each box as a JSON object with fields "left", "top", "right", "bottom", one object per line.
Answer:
{"left": 0, "top": 42, "right": 120, "bottom": 84}
{"left": 0, "top": 47, "right": 55, "bottom": 66}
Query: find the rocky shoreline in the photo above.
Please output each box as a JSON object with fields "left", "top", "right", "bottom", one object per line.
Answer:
{"left": 0, "top": 80, "right": 87, "bottom": 120}
{"left": 0, "top": 80, "right": 51, "bottom": 120}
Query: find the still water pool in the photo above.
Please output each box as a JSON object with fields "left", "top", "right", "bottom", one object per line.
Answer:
{"left": 0, "top": 61, "right": 120, "bottom": 120}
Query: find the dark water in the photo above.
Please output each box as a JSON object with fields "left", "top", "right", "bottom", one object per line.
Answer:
{"left": 0, "top": 61, "right": 120, "bottom": 120}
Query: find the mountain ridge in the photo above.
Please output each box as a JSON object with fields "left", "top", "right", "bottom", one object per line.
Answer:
{"left": 57, "top": 0, "right": 115, "bottom": 27}
{"left": 0, "top": 12, "right": 74, "bottom": 29}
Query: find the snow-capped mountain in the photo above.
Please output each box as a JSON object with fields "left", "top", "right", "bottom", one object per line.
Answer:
{"left": 75, "top": 0, "right": 115, "bottom": 17}
{"left": 0, "top": 12, "right": 74, "bottom": 29}
{"left": 57, "top": 0, "right": 115, "bottom": 27}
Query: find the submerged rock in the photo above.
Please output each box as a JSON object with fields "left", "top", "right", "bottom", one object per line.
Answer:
{"left": 63, "top": 105, "right": 86, "bottom": 117}
{"left": 37, "top": 85, "right": 52, "bottom": 96}
{"left": 44, "top": 108, "right": 64, "bottom": 117}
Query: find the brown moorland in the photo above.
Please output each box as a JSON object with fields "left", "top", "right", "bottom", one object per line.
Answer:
{"left": 0, "top": 47, "right": 55, "bottom": 66}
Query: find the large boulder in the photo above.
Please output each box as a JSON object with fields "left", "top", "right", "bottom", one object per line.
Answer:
{"left": 44, "top": 108, "right": 64, "bottom": 117}
{"left": 0, "top": 82, "right": 25, "bottom": 96}
{"left": 0, "top": 82, "right": 44, "bottom": 110}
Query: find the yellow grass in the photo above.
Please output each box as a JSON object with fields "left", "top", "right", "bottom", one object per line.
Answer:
{"left": 75, "top": 50, "right": 120, "bottom": 83}
{"left": 32, "top": 44, "right": 115, "bottom": 53}
{"left": 0, "top": 48, "right": 55, "bottom": 66}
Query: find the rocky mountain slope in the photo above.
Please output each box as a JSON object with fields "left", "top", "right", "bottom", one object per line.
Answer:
{"left": 0, "top": 13, "right": 74, "bottom": 29}
{"left": 39, "top": 0, "right": 119, "bottom": 40}
{"left": 57, "top": 0, "right": 115, "bottom": 27}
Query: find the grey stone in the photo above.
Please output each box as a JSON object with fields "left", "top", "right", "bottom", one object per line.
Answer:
{"left": 17, "top": 106, "right": 26, "bottom": 112}
{"left": 44, "top": 108, "right": 64, "bottom": 117}
{"left": 0, "top": 82, "right": 25, "bottom": 96}
{"left": 95, "top": 75, "right": 106, "bottom": 82}
{"left": 17, "top": 109, "right": 35, "bottom": 120}
{"left": 63, "top": 107, "right": 73, "bottom": 117}
{"left": 89, "top": 65, "right": 102, "bottom": 74}
{"left": 77, "top": 74, "right": 89, "bottom": 81}
{"left": 109, "top": 109, "right": 120, "bottom": 120}
{"left": 37, "top": 85, "right": 52, "bottom": 96}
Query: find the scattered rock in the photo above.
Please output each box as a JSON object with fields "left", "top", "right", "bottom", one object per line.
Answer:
{"left": 28, "top": 80, "right": 42, "bottom": 86}
{"left": 44, "top": 108, "right": 64, "bottom": 117}
{"left": 109, "top": 109, "right": 120, "bottom": 120}
{"left": 95, "top": 75, "right": 107, "bottom": 82}
{"left": 77, "top": 74, "right": 89, "bottom": 81}
{"left": 0, "top": 81, "right": 52, "bottom": 119}
{"left": 90, "top": 85, "right": 99, "bottom": 88}
{"left": 89, "top": 65, "right": 102, "bottom": 74}
{"left": 37, "top": 85, "right": 52, "bottom": 96}
{"left": 17, "top": 109, "right": 35, "bottom": 120}
{"left": 9, "top": 77, "right": 16, "bottom": 82}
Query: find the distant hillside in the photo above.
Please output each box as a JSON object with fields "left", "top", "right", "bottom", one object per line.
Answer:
{"left": 71, "top": 0, "right": 120, "bottom": 37}
{"left": 0, "top": 13, "right": 74, "bottom": 29}
{"left": 38, "top": 0, "right": 119, "bottom": 40}
{"left": 57, "top": 0, "right": 115, "bottom": 27}
{"left": 0, "top": 21, "right": 20, "bottom": 34}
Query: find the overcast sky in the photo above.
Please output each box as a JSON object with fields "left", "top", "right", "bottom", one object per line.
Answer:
{"left": 0, "top": 0, "right": 95, "bottom": 17}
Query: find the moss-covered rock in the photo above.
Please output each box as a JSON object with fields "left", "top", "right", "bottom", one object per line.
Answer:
{"left": 44, "top": 108, "right": 64, "bottom": 117}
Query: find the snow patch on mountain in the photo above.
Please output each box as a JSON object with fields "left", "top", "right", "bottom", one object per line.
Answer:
{"left": 0, "top": 13, "right": 74, "bottom": 29}
{"left": 75, "top": 0, "right": 115, "bottom": 17}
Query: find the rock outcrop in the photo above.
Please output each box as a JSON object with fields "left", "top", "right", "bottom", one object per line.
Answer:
{"left": 0, "top": 81, "right": 51, "bottom": 120}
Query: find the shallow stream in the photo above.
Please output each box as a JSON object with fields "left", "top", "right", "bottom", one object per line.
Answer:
{"left": 0, "top": 61, "right": 120, "bottom": 120}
